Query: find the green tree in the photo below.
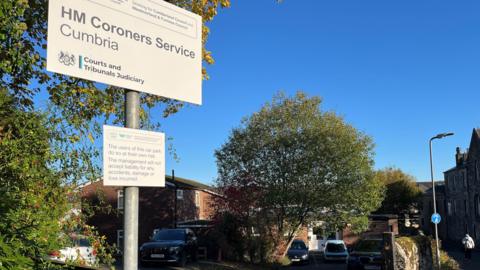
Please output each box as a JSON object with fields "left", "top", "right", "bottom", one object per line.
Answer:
{"left": 0, "top": 1, "right": 229, "bottom": 266}
{"left": 215, "top": 92, "right": 384, "bottom": 259}
{"left": 0, "top": 89, "right": 115, "bottom": 269}
{"left": 0, "top": 89, "right": 68, "bottom": 268}
{"left": 375, "top": 167, "right": 422, "bottom": 215}
{"left": 0, "top": 0, "right": 231, "bottom": 185}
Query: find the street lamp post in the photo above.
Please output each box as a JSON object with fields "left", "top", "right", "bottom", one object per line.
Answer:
{"left": 429, "top": 132, "right": 454, "bottom": 270}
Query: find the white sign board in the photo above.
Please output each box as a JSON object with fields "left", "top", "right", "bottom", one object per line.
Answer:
{"left": 47, "top": 0, "right": 202, "bottom": 105}
{"left": 103, "top": 125, "right": 165, "bottom": 187}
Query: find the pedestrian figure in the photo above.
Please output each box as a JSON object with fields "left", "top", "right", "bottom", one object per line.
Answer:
{"left": 462, "top": 234, "right": 475, "bottom": 260}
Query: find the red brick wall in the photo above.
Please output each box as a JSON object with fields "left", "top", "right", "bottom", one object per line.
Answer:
{"left": 199, "top": 191, "right": 216, "bottom": 220}
{"left": 81, "top": 180, "right": 217, "bottom": 247}
{"left": 342, "top": 217, "right": 399, "bottom": 246}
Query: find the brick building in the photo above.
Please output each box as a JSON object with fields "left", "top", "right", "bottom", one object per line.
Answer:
{"left": 422, "top": 129, "right": 480, "bottom": 244}
{"left": 81, "top": 175, "right": 220, "bottom": 250}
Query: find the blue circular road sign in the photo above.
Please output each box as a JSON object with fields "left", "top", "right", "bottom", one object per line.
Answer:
{"left": 431, "top": 213, "right": 441, "bottom": 224}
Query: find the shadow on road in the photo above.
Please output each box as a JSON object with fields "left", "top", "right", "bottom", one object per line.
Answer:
{"left": 287, "top": 251, "right": 346, "bottom": 270}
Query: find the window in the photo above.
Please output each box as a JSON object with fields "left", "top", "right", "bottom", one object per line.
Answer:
{"left": 465, "top": 200, "right": 468, "bottom": 217}
{"left": 450, "top": 174, "right": 456, "bottom": 191}
{"left": 447, "top": 202, "right": 452, "bottom": 216}
{"left": 476, "top": 161, "right": 480, "bottom": 182}
{"left": 117, "top": 189, "right": 124, "bottom": 210}
{"left": 195, "top": 191, "right": 200, "bottom": 207}
{"left": 476, "top": 195, "right": 480, "bottom": 217}
{"left": 454, "top": 200, "right": 458, "bottom": 216}
{"left": 117, "top": 230, "right": 124, "bottom": 252}
{"left": 176, "top": 189, "right": 184, "bottom": 200}
{"left": 463, "top": 170, "right": 467, "bottom": 188}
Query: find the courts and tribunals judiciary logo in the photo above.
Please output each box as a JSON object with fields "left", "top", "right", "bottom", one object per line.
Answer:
{"left": 58, "top": 51, "right": 76, "bottom": 66}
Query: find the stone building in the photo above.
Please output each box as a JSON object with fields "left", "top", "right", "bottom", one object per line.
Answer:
{"left": 422, "top": 129, "right": 480, "bottom": 244}
{"left": 443, "top": 128, "right": 480, "bottom": 243}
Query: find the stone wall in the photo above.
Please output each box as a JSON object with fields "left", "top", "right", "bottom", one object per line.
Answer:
{"left": 395, "top": 236, "right": 433, "bottom": 270}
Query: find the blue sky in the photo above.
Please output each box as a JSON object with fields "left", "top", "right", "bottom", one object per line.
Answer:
{"left": 158, "top": 0, "right": 480, "bottom": 184}
{"left": 35, "top": 1, "right": 480, "bottom": 185}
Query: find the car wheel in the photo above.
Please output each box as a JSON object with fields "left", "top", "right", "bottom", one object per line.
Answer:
{"left": 177, "top": 252, "right": 187, "bottom": 267}
{"left": 140, "top": 260, "right": 150, "bottom": 268}
{"left": 191, "top": 250, "right": 198, "bottom": 262}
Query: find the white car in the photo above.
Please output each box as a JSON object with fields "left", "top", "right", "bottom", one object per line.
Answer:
{"left": 323, "top": 240, "right": 349, "bottom": 262}
{"left": 48, "top": 236, "right": 97, "bottom": 266}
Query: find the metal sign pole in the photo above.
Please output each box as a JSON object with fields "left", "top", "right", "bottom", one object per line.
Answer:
{"left": 124, "top": 90, "right": 140, "bottom": 269}
{"left": 429, "top": 138, "right": 441, "bottom": 270}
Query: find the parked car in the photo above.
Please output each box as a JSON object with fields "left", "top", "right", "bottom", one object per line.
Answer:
{"left": 318, "top": 234, "right": 339, "bottom": 252}
{"left": 48, "top": 235, "right": 96, "bottom": 266}
{"left": 139, "top": 228, "right": 197, "bottom": 267}
{"left": 323, "top": 240, "right": 348, "bottom": 262}
{"left": 347, "top": 239, "right": 383, "bottom": 270}
{"left": 286, "top": 239, "right": 309, "bottom": 265}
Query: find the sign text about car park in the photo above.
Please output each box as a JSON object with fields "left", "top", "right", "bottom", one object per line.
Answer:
{"left": 103, "top": 125, "right": 165, "bottom": 187}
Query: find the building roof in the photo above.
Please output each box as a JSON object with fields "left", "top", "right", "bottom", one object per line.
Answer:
{"left": 443, "top": 166, "right": 457, "bottom": 174}
{"left": 166, "top": 175, "right": 212, "bottom": 190}
{"left": 165, "top": 175, "right": 222, "bottom": 197}
{"left": 416, "top": 182, "right": 433, "bottom": 193}
{"left": 82, "top": 175, "right": 220, "bottom": 196}
{"left": 422, "top": 182, "right": 445, "bottom": 195}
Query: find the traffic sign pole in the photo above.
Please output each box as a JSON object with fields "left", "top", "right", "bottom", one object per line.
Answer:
{"left": 431, "top": 213, "right": 441, "bottom": 224}
{"left": 429, "top": 138, "right": 441, "bottom": 270}
{"left": 124, "top": 90, "right": 140, "bottom": 270}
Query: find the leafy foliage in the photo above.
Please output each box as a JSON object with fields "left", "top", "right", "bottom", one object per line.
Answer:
{"left": 374, "top": 167, "right": 422, "bottom": 215}
{"left": 0, "top": 87, "right": 115, "bottom": 269}
{"left": 0, "top": 0, "right": 229, "bottom": 267}
{"left": 215, "top": 92, "right": 385, "bottom": 259}
{"left": 0, "top": 89, "right": 68, "bottom": 268}
{"left": 1, "top": 0, "right": 230, "bottom": 185}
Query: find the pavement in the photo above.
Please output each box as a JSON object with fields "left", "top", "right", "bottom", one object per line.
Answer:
{"left": 114, "top": 251, "right": 347, "bottom": 269}
{"left": 445, "top": 248, "right": 480, "bottom": 270}
{"left": 287, "top": 251, "right": 346, "bottom": 270}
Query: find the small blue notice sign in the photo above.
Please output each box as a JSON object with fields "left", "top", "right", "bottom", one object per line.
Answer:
{"left": 431, "top": 213, "right": 441, "bottom": 224}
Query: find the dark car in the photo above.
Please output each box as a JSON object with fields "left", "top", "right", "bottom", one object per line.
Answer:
{"left": 347, "top": 239, "right": 383, "bottom": 270}
{"left": 139, "top": 228, "right": 197, "bottom": 267}
{"left": 286, "top": 239, "right": 309, "bottom": 265}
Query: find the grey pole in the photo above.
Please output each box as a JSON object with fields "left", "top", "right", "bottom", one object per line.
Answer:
{"left": 429, "top": 138, "right": 441, "bottom": 270}
{"left": 173, "top": 169, "right": 177, "bottom": 229}
{"left": 429, "top": 132, "right": 454, "bottom": 270}
{"left": 124, "top": 90, "right": 140, "bottom": 270}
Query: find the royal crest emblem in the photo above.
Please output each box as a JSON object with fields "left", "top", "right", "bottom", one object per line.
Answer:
{"left": 58, "top": 51, "right": 76, "bottom": 66}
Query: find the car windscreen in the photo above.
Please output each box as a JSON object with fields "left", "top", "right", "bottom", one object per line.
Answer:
{"left": 289, "top": 241, "right": 307, "bottom": 250}
{"left": 153, "top": 230, "right": 185, "bottom": 241}
{"left": 76, "top": 238, "right": 91, "bottom": 247}
{"left": 326, "top": 243, "right": 345, "bottom": 252}
{"left": 354, "top": 240, "right": 383, "bottom": 252}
